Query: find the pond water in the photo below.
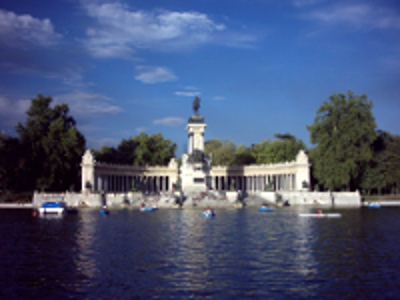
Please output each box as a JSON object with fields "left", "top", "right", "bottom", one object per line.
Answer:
{"left": 0, "top": 207, "right": 399, "bottom": 299}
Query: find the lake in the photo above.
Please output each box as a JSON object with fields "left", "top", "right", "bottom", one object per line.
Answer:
{"left": 0, "top": 207, "right": 399, "bottom": 299}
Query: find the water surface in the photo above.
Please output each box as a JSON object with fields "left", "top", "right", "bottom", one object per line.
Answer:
{"left": 0, "top": 207, "right": 399, "bottom": 299}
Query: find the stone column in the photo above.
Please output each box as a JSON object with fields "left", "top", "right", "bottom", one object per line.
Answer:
{"left": 81, "top": 149, "right": 95, "bottom": 192}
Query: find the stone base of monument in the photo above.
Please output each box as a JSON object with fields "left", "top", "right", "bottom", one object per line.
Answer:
{"left": 178, "top": 190, "right": 242, "bottom": 208}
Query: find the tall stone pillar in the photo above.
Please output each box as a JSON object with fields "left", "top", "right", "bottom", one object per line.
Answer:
{"left": 81, "top": 149, "right": 95, "bottom": 192}
{"left": 180, "top": 106, "right": 210, "bottom": 195}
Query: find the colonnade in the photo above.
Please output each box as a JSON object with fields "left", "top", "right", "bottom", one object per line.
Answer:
{"left": 209, "top": 174, "right": 296, "bottom": 192}
{"left": 93, "top": 174, "right": 170, "bottom": 193}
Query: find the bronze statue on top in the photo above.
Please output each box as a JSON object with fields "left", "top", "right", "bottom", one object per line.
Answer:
{"left": 193, "top": 97, "right": 200, "bottom": 113}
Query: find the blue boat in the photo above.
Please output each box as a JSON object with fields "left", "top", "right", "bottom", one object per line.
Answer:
{"left": 140, "top": 206, "right": 158, "bottom": 212}
{"left": 368, "top": 203, "right": 381, "bottom": 208}
{"left": 100, "top": 209, "right": 110, "bottom": 215}
{"left": 202, "top": 210, "right": 215, "bottom": 217}
{"left": 258, "top": 206, "right": 274, "bottom": 212}
{"left": 38, "top": 202, "right": 66, "bottom": 215}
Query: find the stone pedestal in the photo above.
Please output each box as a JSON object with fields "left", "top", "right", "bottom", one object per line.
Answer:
{"left": 180, "top": 154, "right": 211, "bottom": 194}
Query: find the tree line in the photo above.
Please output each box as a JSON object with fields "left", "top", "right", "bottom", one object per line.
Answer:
{"left": 1, "top": 92, "right": 399, "bottom": 195}
{"left": 204, "top": 134, "right": 306, "bottom": 166}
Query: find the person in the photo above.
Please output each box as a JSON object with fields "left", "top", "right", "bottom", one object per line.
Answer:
{"left": 317, "top": 209, "right": 322, "bottom": 215}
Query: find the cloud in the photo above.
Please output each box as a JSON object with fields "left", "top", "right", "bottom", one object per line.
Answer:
{"left": 213, "top": 96, "right": 226, "bottom": 101}
{"left": 175, "top": 91, "right": 201, "bottom": 97}
{"left": 304, "top": 4, "right": 400, "bottom": 30}
{"left": 80, "top": 1, "right": 256, "bottom": 58}
{"left": 153, "top": 117, "right": 185, "bottom": 126}
{"left": 54, "top": 91, "right": 122, "bottom": 124}
{"left": 135, "top": 66, "right": 177, "bottom": 84}
{"left": 0, "top": 9, "right": 62, "bottom": 47}
{"left": 135, "top": 127, "right": 147, "bottom": 133}
{"left": 183, "top": 85, "right": 199, "bottom": 90}
{"left": 0, "top": 95, "right": 31, "bottom": 128}
{"left": 293, "top": 0, "right": 325, "bottom": 7}
{"left": 82, "top": 2, "right": 225, "bottom": 57}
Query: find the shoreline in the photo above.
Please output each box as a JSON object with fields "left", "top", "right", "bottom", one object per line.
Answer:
{"left": 0, "top": 203, "right": 33, "bottom": 209}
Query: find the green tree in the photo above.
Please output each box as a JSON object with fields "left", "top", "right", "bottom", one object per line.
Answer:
{"left": 93, "top": 132, "right": 176, "bottom": 166}
{"left": 204, "top": 139, "right": 236, "bottom": 166}
{"left": 234, "top": 144, "right": 255, "bottom": 165}
{"left": 0, "top": 133, "right": 26, "bottom": 192}
{"left": 16, "top": 94, "right": 85, "bottom": 191}
{"left": 307, "top": 91, "right": 377, "bottom": 191}
{"left": 93, "top": 146, "right": 119, "bottom": 164}
{"left": 361, "top": 131, "right": 400, "bottom": 194}
{"left": 250, "top": 135, "right": 305, "bottom": 165}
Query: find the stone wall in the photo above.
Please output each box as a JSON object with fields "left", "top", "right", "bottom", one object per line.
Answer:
{"left": 332, "top": 191, "right": 361, "bottom": 207}
{"left": 33, "top": 191, "right": 145, "bottom": 208}
{"left": 33, "top": 189, "right": 361, "bottom": 208}
{"left": 257, "top": 190, "right": 361, "bottom": 206}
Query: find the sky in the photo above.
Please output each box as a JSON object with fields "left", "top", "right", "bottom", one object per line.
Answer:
{"left": 0, "top": 0, "right": 399, "bottom": 156}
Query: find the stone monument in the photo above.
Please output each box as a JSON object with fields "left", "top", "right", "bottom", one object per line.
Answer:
{"left": 180, "top": 97, "right": 211, "bottom": 194}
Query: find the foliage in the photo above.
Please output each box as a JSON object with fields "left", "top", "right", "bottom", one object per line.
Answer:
{"left": 0, "top": 134, "right": 26, "bottom": 191}
{"left": 93, "top": 132, "right": 177, "bottom": 166}
{"left": 204, "top": 136, "right": 305, "bottom": 166}
{"left": 15, "top": 94, "right": 86, "bottom": 192}
{"left": 361, "top": 131, "right": 400, "bottom": 194}
{"left": 250, "top": 135, "right": 306, "bottom": 164}
{"left": 204, "top": 139, "right": 236, "bottom": 166}
{"left": 234, "top": 144, "right": 256, "bottom": 165}
{"left": 307, "top": 91, "right": 376, "bottom": 191}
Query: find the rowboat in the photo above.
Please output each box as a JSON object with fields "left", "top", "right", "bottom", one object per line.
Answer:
{"left": 38, "top": 202, "right": 66, "bottom": 215}
{"left": 100, "top": 209, "right": 110, "bottom": 215}
{"left": 140, "top": 206, "right": 158, "bottom": 212}
{"left": 258, "top": 206, "right": 274, "bottom": 212}
{"left": 299, "top": 213, "right": 341, "bottom": 218}
{"left": 202, "top": 210, "right": 215, "bottom": 217}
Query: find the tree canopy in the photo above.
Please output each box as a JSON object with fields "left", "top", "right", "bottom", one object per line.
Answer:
{"left": 13, "top": 94, "right": 86, "bottom": 192}
{"left": 360, "top": 131, "right": 400, "bottom": 194}
{"left": 251, "top": 135, "right": 306, "bottom": 165}
{"left": 307, "top": 91, "right": 377, "bottom": 191}
{"left": 93, "top": 132, "right": 177, "bottom": 166}
{"left": 204, "top": 135, "right": 305, "bottom": 166}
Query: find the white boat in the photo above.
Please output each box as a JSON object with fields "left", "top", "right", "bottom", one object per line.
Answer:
{"left": 38, "top": 202, "right": 66, "bottom": 215}
{"left": 299, "top": 213, "right": 341, "bottom": 218}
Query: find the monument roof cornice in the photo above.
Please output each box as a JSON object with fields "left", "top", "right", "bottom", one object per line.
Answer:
{"left": 188, "top": 113, "right": 204, "bottom": 124}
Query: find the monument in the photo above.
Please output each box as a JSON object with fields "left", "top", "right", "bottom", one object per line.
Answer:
{"left": 180, "top": 97, "right": 212, "bottom": 195}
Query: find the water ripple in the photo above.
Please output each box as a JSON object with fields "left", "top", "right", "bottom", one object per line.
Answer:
{"left": 1, "top": 208, "right": 400, "bottom": 299}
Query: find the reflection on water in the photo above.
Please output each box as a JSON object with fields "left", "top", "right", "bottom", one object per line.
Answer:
{"left": 0, "top": 207, "right": 400, "bottom": 299}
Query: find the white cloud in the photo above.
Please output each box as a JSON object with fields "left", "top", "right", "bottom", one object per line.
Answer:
{"left": 183, "top": 85, "right": 199, "bottom": 90}
{"left": 135, "top": 66, "right": 177, "bottom": 84}
{"left": 305, "top": 4, "right": 400, "bottom": 30}
{"left": 80, "top": 1, "right": 255, "bottom": 58}
{"left": 54, "top": 91, "right": 122, "bottom": 124}
{"left": 293, "top": 0, "right": 325, "bottom": 8}
{"left": 213, "top": 96, "right": 226, "bottom": 101}
{"left": 175, "top": 91, "right": 201, "bottom": 97}
{"left": 0, "top": 9, "right": 62, "bottom": 47}
{"left": 153, "top": 117, "right": 185, "bottom": 126}
{"left": 135, "top": 127, "right": 147, "bottom": 133}
{"left": 0, "top": 95, "right": 30, "bottom": 127}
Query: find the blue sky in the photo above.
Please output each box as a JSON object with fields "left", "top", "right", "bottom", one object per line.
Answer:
{"left": 0, "top": 0, "right": 399, "bottom": 155}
